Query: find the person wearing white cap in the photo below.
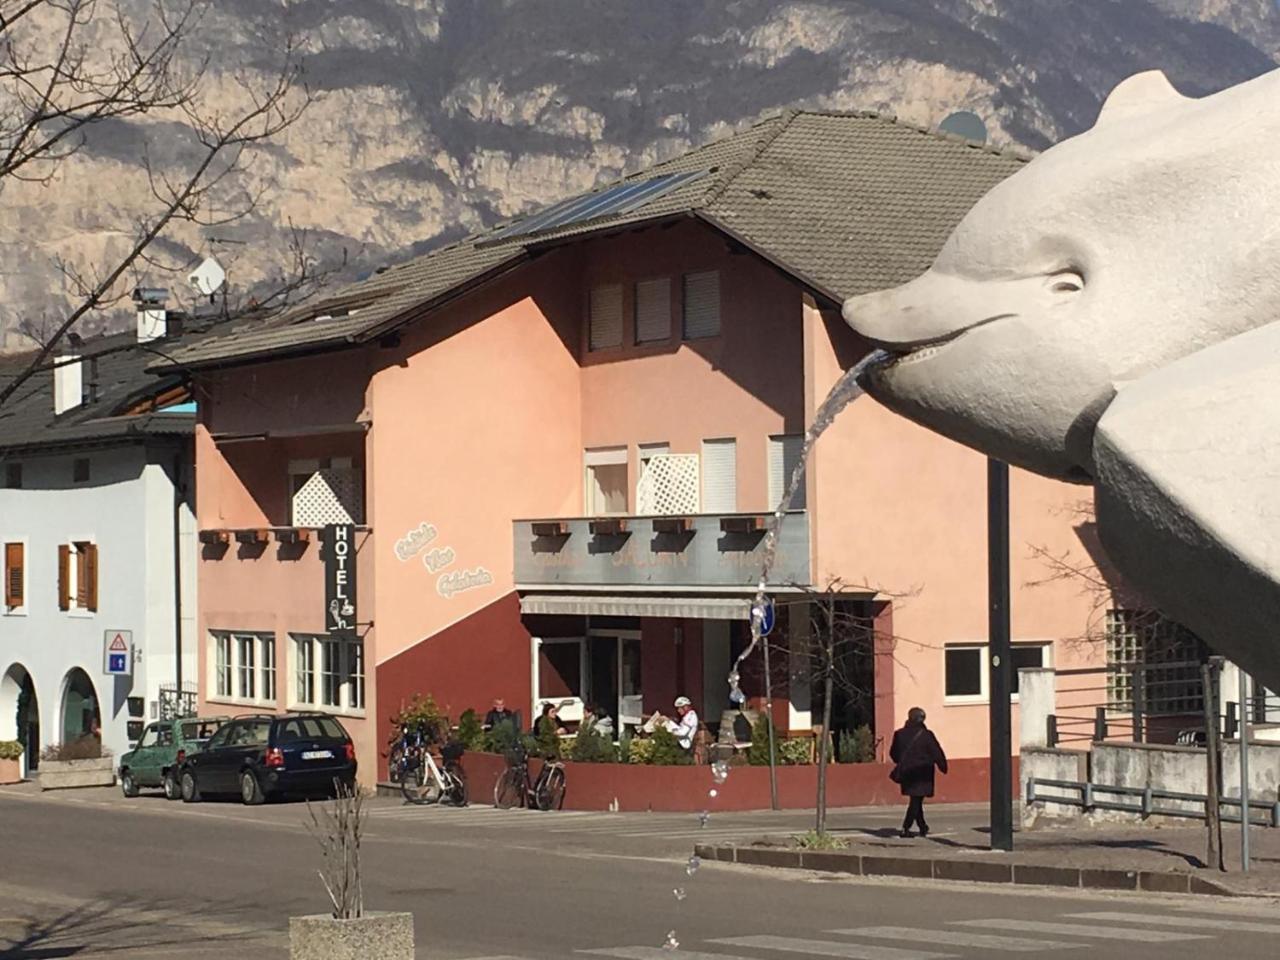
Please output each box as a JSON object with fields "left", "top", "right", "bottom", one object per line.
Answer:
{"left": 650, "top": 696, "right": 701, "bottom": 757}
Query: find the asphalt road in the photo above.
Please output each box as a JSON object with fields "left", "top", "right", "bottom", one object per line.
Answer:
{"left": 1, "top": 787, "right": 1277, "bottom": 960}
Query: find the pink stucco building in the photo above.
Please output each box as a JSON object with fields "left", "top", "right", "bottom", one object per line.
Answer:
{"left": 167, "top": 113, "right": 1106, "bottom": 782}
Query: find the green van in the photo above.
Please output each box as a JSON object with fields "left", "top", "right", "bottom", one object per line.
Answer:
{"left": 119, "top": 717, "right": 228, "bottom": 799}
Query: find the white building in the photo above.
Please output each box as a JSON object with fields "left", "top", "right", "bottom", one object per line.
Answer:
{"left": 0, "top": 306, "right": 199, "bottom": 776}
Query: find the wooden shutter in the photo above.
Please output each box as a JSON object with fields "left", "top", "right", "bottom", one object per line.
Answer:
{"left": 769, "top": 435, "right": 806, "bottom": 510}
{"left": 634, "top": 278, "right": 671, "bottom": 343}
{"left": 588, "top": 284, "right": 623, "bottom": 351}
{"left": 4, "top": 543, "right": 22, "bottom": 608}
{"left": 84, "top": 543, "right": 98, "bottom": 612}
{"left": 701, "top": 438, "right": 737, "bottom": 513}
{"left": 58, "top": 544, "right": 70, "bottom": 610}
{"left": 682, "top": 271, "right": 720, "bottom": 339}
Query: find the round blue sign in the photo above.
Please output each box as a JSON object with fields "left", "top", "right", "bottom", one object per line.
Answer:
{"left": 751, "top": 597, "right": 776, "bottom": 636}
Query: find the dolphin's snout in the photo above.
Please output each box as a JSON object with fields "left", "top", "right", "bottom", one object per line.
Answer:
{"left": 842, "top": 271, "right": 976, "bottom": 351}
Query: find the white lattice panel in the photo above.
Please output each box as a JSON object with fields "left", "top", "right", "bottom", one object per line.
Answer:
{"left": 636, "top": 454, "right": 699, "bottom": 515}
{"left": 292, "top": 469, "right": 363, "bottom": 526}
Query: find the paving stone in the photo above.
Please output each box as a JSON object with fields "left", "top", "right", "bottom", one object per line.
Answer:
{"left": 932, "top": 859, "right": 1013, "bottom": 884}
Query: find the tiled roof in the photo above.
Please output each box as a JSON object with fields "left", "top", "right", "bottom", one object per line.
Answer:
{"left": 0, "top": 325, "right": 218, "bottom": 453}
{"left": 160, "top": 112, "right": 1028, "bottom": 371}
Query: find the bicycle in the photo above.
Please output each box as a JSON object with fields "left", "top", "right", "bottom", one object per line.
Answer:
{"left": 493, "top": 742, "right": 566, "bottom": 811}
{"left": 398, "top": 726, "right": 468, "bottom": 806}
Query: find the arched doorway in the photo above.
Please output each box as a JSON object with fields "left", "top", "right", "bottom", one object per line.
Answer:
{"left": 60, "top": 668, "right": 99, "bottom": 745}
{"left": 1, "top": 663, "right": 39, "bottom": 771}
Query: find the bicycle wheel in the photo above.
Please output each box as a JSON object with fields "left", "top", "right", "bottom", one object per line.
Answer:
{"left": 535, "top": 765, "right": 566, "bottom": 811}
{"left": 493, "top": 765, "right": 523, "bottom": 809}
{"left": 400, "top": 753, "right": 442, "bottom": 805}
{"left": 446, "top": 763, "right": 469, "bottom": 807}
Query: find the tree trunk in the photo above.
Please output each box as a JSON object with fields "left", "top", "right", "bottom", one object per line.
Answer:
{"left": 816, "top": 651, "right": 835, "bottom": 836}
{"left": 1202, "top": 661, "right": 1225, "bottom": 871}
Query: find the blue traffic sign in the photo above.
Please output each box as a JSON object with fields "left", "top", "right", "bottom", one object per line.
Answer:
{"left": 107, "top": 653, "right": 127, "bottom": 674}
{"left": 751, "top": 596, "right": 776, "bottom": 636}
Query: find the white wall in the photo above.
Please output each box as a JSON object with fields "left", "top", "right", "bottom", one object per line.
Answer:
{"left": 0, "top": 442, "right": 196, "bottom": 766}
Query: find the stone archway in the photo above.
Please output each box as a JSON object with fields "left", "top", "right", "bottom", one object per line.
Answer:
{"left": 60, "top": 668, "right": 99, "bottom": 744}
{"left": 1, "top": 663, "right": 39, "bottom": 771}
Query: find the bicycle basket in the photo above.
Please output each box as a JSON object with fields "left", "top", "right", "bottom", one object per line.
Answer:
{"left": 503, "top": 742, "right": 527, "bottom": 766}
{"left": 441, "top": 740, "right": 465, "bottom": 763}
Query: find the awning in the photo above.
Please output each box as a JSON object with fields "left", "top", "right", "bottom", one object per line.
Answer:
{"left": 519, "top": 594, "right": 753, "bottom": 620}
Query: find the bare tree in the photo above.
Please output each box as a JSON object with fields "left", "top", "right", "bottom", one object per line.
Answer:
{"left": 305, "top": 781, "right": 366, "bottom": 919}
{"left": 0, "top": 0, "right": 316, "bottom": 406}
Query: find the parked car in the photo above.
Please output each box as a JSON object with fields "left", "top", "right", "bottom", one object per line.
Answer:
{"left": 119, "top": 716, "right": 228, "bottom": 799}
{"left": 179, "top": 713, "right": 357, "bottom": 805}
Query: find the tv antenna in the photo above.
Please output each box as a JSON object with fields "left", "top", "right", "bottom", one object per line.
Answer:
{"left": 188, "top": 257, "right": 227, "bottom": 298}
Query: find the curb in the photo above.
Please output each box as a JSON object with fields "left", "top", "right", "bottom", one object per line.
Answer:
{"left": 693, "top": 844, "right": 1238, "bottom": 897}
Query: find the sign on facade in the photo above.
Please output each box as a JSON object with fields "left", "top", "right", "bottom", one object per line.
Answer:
{"left": 324, "top": 524, "right": 357, "bottom": 637}
{"left": 103, "top": 630, "right": 133, "bottom": 676}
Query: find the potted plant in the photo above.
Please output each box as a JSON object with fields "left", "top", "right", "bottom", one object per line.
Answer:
{"left": 290, "top": 782, "right": 413, "bottom": 960}
{"left": 39, "top": 736, "right": 114, "bottom": 789}
{"left": 0, "top": 740, "right": 23, "bottom": 784}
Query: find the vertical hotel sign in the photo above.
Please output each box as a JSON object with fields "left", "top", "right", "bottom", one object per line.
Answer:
{"left": 324, "top": 524, "right": 356, "bottom": 637}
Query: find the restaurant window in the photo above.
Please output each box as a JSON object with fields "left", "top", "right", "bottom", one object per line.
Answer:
{"left": 214, "top": 635, "right": 231, "bottom": 698}
{"left": 634, "top": 277, "right": 671, "bottom": 343}
{"left": 292, "top": 634, "right": 365, "bottom": 713}
{"left": 584, "top": 446, "right": 627, "bottom": 516}
{"left": 210, "top": 631, "right": 276, "bottom": 704}
{"left": 588, "top": 284, "right": 623, "bottom": 351}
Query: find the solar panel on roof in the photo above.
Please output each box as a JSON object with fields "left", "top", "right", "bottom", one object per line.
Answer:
{"left": 482, "top": 170, "right": 707, "bottom": 244}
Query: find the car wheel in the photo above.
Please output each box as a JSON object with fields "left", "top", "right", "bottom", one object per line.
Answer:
{"left": 240, "top": 769, "right": 265, "bottom": 806}
{"left": 180, "top": 769, "right": 201, "bottom": 803}
{"left": 120, "top": 768, "right": 139, "bottom": 798}
{"left": 162, "top": 770, "right": 181, "bottom": 801}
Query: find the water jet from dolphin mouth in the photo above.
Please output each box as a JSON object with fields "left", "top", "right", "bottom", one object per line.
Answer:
{"left": 728, "top": 349, "right": 890, "bottom": 705}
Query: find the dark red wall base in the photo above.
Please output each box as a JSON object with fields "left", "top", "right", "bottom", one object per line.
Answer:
{"left": 460, "top": 752, "right": 1018, "bottom": 812}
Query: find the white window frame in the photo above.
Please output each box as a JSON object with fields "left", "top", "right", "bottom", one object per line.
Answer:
{"left": 289, "top": 633, "right": 365, "bottom": 717}
{"left": 208, "top": 631, "right": 278, "bottom": 707}
{"left": 2, "top": 535, "right": 29, "bottom": 617}
{"left": 65, "top": 534, "right": 96, "bottom": 618}
{"left": 584, "top": 446, "right": 628, "bottom": 516}
{"left": 700, "top": 437, "right": 737, "bottom": 514}
{"left": 943, "top": 641, "right": 1052, "bottom": 704}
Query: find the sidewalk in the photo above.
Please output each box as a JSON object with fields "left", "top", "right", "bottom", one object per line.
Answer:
{"left": 700, "top": 814, "right": 1280, "bottom": 897}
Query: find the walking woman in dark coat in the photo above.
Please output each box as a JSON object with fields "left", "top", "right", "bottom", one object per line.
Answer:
{"left": 889, "top": 707, "right": 948, "bottom": 837}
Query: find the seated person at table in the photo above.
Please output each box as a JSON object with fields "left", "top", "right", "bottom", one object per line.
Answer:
{"left": 483, "top": 697, "right": 516, "bottom": 732}
{"left": 642, "top": 696, "right": 699, "bottom": 750}
{"left": 532, "top": 702, "right": 567, "bottom": 736}
{"left": 581, "top": 703, "right": 615, "bottom": 739}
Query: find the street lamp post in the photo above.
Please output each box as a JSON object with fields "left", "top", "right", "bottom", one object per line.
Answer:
{"left": 988, "top": 458, "right": 1013, "bottom": 852}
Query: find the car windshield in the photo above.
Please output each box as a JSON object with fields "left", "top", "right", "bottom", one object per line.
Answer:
{"left": 181, "top": 720, "right": 223, "bottom": 742}
{"left": 275, "top": 716, "right": 348, "bottom": 743}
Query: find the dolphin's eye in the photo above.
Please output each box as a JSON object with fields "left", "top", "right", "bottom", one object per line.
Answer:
{"left": 1048, "top": 270, "right": 1084, "bottom": 294}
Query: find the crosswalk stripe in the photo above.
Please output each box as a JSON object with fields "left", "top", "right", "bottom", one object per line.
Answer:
{"left": 1066, "top": 912, "right": 1280, "bottom": 935}
{"left": 829, "top": 927, "right": 1082, "bottom": 952}
{"left": 583, "top": 948, "right": 765, "bottom": 960}
{"left": 952, "top": 920, "right": 1208, "bottom": 943}
{"left": 709, "top": 934, "right": 953, "bottom": 960}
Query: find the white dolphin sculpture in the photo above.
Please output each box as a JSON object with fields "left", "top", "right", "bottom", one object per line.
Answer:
{"left": 844, "top": 68, "right": 1280, "bottom": 694}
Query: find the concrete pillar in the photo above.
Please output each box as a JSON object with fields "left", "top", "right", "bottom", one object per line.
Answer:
{"left": 1018, "top": 667, "right": 1055, "bottom": 749}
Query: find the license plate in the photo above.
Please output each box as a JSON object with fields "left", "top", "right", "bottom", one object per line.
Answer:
{"left": 302, "top": 750, "right": 333, "bottom": 760}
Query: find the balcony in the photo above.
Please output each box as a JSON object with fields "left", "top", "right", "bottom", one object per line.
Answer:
{"left": 512, "top": 512, "right": 809, "bottom": 589}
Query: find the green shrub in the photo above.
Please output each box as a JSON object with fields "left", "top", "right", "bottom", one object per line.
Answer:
{"left": 794, "top": 829, "right": 848, "bottom": 850}
{"left": 531, "top": 717, "right": 561, "bottom": 760}
{"left": 456, "top": 709, "right": 485, "bottom": 750}
{"left": 0, "top": 740, "right": 23, "bottom": 761}
{"left": 569, "top": 724, "right": 616, "bottom": 763}
{"left": 837, "top": 725, "right": 876, "bottom": 764}
{"left": 747, "top": 713, "right": 774, "bottom": 766}
{"left": 778, "top": 737, "right": 812, "bottom": 765}
{"left": 648, "top": 727, "right": 692, "bottom": 765}
{"left": 627, "top": 737, "right": 654, "bottom": 764}
{"left": 393, "top": 694, "right": 448, "bottom": 742}
{"left": 483, "top": 719, "right": 519, "bottom": 755}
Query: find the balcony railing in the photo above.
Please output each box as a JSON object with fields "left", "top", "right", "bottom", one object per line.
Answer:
{"left": 512, "top": 511, "right": 810, "bottom": 588}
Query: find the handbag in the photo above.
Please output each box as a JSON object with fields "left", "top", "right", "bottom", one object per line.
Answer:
{"left": 889, "top": 727, "right": 926, "bottom": 784}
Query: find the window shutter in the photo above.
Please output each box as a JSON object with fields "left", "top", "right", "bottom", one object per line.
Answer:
{"left": 588, "top": 284, "right": 623, "bottom": 351}
{"left": 701, "top": 438, "right": 737, "bottom": 513}
{"left": 58, "top": 544, "right": 70, "bottom": 610}
{"left": 769, "top": 435, "right": 806, "bottom": 510}
{"left": 634, "top": 278, "right": 671, "bottom": 343}
{"left": 4, "top": 543, "right": 22, "bottom": 607}
{"left": 84, "top": 543, "right": 98, "bottom": 612}
{"left": 682, "top": 271, "right": 720, "bottom": 339}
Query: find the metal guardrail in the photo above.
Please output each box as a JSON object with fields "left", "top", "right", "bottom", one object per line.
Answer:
{"left": 1027, "top": 777, "right": 1280, "bottom": 827}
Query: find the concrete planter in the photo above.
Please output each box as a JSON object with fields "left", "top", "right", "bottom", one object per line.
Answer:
{"left": 39, "top": 756, "right": 115, "bottom": 790}
{"left": 0, "top": 757, "right": 21, "bottom": 784}
{"left": 289, "top": 911, "right": 414, "bottom": 960}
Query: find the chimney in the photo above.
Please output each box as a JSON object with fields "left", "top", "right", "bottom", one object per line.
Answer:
{"left": 132, "top": 286, "right": 169, "bottom": 342}
{"left": 54, "top": 354, "right": 82, "bottom": 415}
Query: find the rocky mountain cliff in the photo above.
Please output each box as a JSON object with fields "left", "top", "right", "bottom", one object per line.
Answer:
{"left": 3, "top": 0, "right": 1278, "bottom": 349}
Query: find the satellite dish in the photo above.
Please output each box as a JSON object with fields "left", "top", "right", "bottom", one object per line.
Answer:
{"left": 939, "top": 110, "right": 988, "bottom": 143}
{"left": 189, "top": 257, "right": 226, "bottom": 296}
